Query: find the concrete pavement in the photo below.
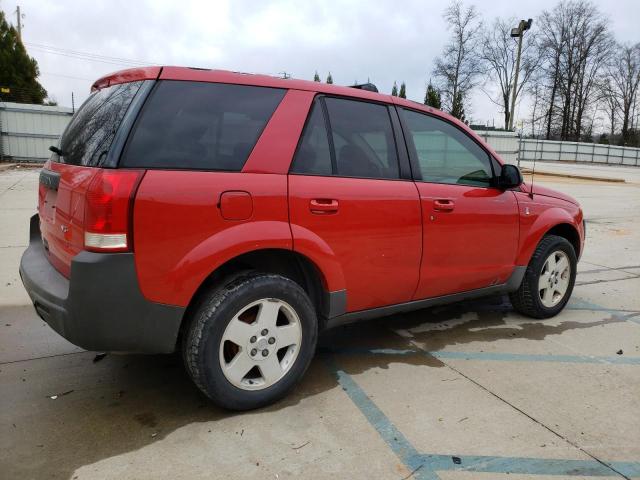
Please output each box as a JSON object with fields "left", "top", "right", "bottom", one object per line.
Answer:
{"left": 0, "top": 167, "right": 638, "bottom": 480}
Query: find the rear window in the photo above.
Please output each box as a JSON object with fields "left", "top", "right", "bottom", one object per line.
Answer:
{"left": 121, "top": 81, "right": 286, "bottom": 171}
{"left": 57, "top": 81, "right": 143, "bottom": 166}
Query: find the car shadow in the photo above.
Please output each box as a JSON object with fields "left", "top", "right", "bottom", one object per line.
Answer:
{"left": 2, "top": 295, "right": 625, "bottom": 479}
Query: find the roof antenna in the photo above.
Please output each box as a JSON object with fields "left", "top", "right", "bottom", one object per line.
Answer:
{"left": 528, "top": 117, "right": 543, "bottom": 200}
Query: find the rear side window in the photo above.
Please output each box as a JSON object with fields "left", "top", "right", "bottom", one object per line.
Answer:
{"left": 58, "top": 81, "right": 143, "bottom": 166}
{"left": 401, "top": 108, "right": 494, "bottom": 187}
{"left": 326, "top": 98, "right": 399, "bottom": 179}
{"left": 121, "top": 81, "right": 285, "bottom": 170}
{"left": 290, "top": 103, "right": 332, "bottom": 175}
{"left": 291, "top": 97, "right": 400, "bottom": 180}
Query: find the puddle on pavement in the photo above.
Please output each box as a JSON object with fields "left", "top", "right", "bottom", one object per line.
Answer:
{"left": 1, "top": 295, "right": 624, "bottom": 479}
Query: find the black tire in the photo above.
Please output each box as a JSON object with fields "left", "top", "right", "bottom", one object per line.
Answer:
{"left": 509, "top": 235, "right": 577, "bottom": 319}
{"left": 183, "top": 272, "right": 317, "bottom": 410}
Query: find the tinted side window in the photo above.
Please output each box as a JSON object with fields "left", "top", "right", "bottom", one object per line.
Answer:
{"left": 58, "top": 81, "right": 143, "bottom": 166}
{"left": 325, "top": 98, "right": 399, "bottom": 179}
{"left": 290, "top": 102, "right": 332, "bottom": 175}
{"left": 401, "top": 109, "right": 493, "bottom": 187}
{"left": 122, "top": 81, "right": 285, "bottom": 170}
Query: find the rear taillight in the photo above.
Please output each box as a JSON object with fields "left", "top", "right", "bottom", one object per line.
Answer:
{"left": 84, "top": 170, "right": 143, "bottom": 252}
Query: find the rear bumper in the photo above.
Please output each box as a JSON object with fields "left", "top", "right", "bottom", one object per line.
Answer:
{"left": 19, "top": 215, "right": 185, "bottom": 353}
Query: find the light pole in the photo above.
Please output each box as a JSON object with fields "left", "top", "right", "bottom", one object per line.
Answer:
{"left": 509, "top": 18, "right": 532, "bottom": 131}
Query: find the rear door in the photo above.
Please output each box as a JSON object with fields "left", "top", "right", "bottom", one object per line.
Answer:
{"left": 399, "top": 108, "right": 519, "bottom": 299}
{"left": 288, "top": 97, "right": 422, "bottom": 312}
{"left": 39, "top": 80, "right": 146, "bottom": 277}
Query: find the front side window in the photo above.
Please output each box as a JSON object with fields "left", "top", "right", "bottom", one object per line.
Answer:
{"left": 401, "top": 108, "right": 494, "bottom": 187}
{"left": 121, "top": 81, "right": 285, "bottom": 170}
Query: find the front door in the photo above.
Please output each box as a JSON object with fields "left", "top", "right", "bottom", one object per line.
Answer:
{"left": 288, "top": 97, "right": 422, "bottom": 312}
{"left": 398, "top": 107, "right": 519, "bottom": 299}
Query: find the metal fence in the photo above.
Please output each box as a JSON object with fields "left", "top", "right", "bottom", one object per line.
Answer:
{"left": 474, "top": 130, "right": 640, "bottom": 167}
{"left": 0, "top": 102, "right": 73, "bottom": 163}
{"left": 2, "top": 102, "right": 640, "bottom": 167}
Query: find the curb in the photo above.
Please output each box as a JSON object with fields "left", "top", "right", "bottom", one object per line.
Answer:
{"left": 0, "top": 162, "right": 44, "bottom": 171}
{"left": 520, "top": 168, "right": 625, "bottom": 183}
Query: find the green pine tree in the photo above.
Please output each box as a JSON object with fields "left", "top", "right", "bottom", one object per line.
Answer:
{"left": 391, "top": 81, "right": 398, "bottom": 96}
{"left": 313, "top": 71, "right": 320, "bottom": 82}
{"left": 450, "top": 91, "right": 466, "bottom": 122}
{"left": 424, "top": 83, "right": 442, "bottom": 109}
{"left": 399, "top": 82, "right": 406, "bottom": 99}
{"left": 326, "top": 72, "right": 333, "bottom": 84}
{"left": 0, "top": 10, "right": 47, "bottom": 104}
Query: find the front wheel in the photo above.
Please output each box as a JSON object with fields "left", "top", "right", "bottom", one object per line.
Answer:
{"left": 183, "top": 273, "right": 318, "bottom": 410}
{"left": 509, "top": 235, "right": 577, "bottom": 319}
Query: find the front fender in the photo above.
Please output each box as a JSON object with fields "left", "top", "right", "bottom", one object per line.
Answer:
{"left": 516, "top": 204, "right": 581, "bottom": 265}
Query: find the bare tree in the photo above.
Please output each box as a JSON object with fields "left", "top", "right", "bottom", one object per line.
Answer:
{"left": 599, "top": 76, "right": 619, "bottom": 141}
{"left": 480, "top": 17, "right": 538, "bottom": 129}
{"left": 608, "top": 43, "right": 640, "bottom": 145}
{"left": 535, "top": 1, "right": 613, "bottom": 141}
{"left": 432, "top": 0, "right": 483, "bottom": 118}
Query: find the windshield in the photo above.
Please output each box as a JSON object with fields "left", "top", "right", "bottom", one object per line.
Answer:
{"left": 56, "top": 81, "right": 143, "bottom": 166}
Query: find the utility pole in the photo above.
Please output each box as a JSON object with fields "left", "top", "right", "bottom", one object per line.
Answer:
{"left": 508, "top": 18, "right": 532, "bottom": 131}
{"left": 15, "top": 6, "right": 23, "bottom": 43}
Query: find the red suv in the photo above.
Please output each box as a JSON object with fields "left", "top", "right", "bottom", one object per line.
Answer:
{"left": 20, "top": 67, "right": 585, "bottom": 410}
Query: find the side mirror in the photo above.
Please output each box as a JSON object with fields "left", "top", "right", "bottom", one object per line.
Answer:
{"left": 498, "top": 164, "right": 523, "bottom": 189}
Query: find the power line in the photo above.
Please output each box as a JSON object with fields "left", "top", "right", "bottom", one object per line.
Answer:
{"left": 25, "top": 42, "right": 160, "bottom": 68}
{"left": 40, "top": 71, "right": 96, "bottom": 82}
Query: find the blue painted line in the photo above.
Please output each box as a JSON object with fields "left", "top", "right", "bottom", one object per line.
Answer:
{"left": 415, "top": 454, "right": 640, "bottom": 477}
{"left": 323, "top": 356, "right": 436, "bottom": 479}
{"left": 322, "top": 347, "right": 640, "bottom": 365}
{"left": 430, "top": 350, "right": 640, "bottom": 365}
{"left": 324, "top": 356, "right": 640, "bottom": 478}
{"left": 568, "top": 299, "right": 640, "bottom": 316}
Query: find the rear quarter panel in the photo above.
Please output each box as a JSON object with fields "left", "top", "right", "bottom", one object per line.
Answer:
{"left": 132, "top": 171, "right": 291, "bottom": 307}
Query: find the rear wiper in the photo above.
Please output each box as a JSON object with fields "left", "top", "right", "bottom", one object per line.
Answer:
{"left": 49, "top": 146, "right": 66, "bottom": 156}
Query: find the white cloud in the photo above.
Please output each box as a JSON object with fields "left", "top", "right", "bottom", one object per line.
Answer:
{"left": 4, "top": 0, "right": 639, "bottom": 128}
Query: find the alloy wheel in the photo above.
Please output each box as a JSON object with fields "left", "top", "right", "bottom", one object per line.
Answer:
{"left": 219, "top": 298, "right": 302, "bottom": 390}
{"left": 538, "top": 250, "right": 571, "bottom": 308}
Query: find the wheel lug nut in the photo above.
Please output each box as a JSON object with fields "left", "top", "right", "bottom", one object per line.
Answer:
{"left": 262, "top": 350, "right": 269, "bottom": 357}
{"left": 250, "top": 349, "right": 257, "bottom": 356}
{"left": 268, "top": 337, "right": 275, "bottom": 344}
{"left": 261, "top": 329, "right": 268, "bottom": 336}
{"left": 250, "top": 336, "right": 257, "bottom": 343}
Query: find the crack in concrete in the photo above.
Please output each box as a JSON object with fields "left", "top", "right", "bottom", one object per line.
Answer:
{"left": 576, "top": 275, "right": 640, "bottom": 286}
{"left": 401, "top": 333, "right": 633, "bottom": 480}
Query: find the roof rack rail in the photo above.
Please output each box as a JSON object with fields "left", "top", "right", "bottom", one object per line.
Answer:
{"left": 349, "top": 83, "right": 379, "bottom": 93}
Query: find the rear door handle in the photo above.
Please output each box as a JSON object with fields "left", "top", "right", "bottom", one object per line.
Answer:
{"left": 433, "top": 199, "right": 455, "bottom": 212}
{"left": 310, "top": 199, "right": 339, "bottom": 214}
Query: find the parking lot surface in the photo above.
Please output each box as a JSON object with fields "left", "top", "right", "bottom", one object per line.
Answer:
{"left": 1, "top": 167, "right": 639, "bottom": 480}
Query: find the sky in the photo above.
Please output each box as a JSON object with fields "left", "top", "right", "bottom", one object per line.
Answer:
{"left": 3, "top": 0, "right": 639, "bottom": 130}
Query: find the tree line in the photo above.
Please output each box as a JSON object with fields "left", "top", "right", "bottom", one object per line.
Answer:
{"left": 314, "top": 0, "right": 639, "bottom": 146}
{"left": 430, "top": 0, "right": 639, "bottom": 145}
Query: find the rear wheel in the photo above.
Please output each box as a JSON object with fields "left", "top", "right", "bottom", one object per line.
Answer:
{"left": 509, "top": 235, "right": 577, "bottom": 319}
{"left": 183, "top": 273, "right": 317, "bottom": 410}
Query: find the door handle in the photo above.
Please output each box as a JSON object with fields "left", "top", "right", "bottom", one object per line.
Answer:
{"left": 433, "top": 199, "right": 455, "bottom": 212}
{"left": 310, "top": 199, "right": 339, "bottom": 214}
